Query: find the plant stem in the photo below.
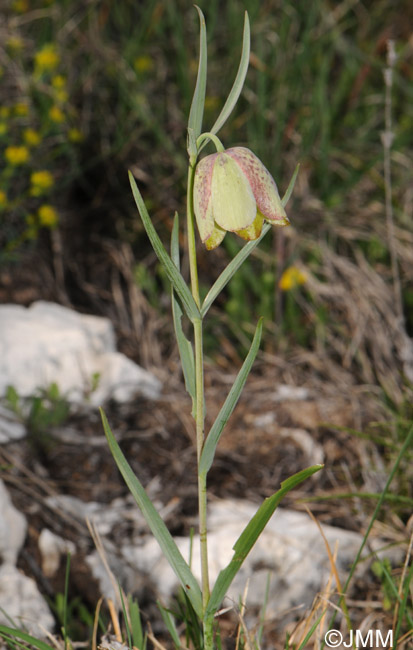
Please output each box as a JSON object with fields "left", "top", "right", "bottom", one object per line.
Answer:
{"left": 187, "top": 163, "right": 212, "bottom": 642}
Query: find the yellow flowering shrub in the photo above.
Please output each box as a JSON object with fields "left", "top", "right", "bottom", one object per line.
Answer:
{"left": 5, "top": 145, "right": 30, "bottom": 165}
{"left": 38, "top": 204, "right": 58, "bottom": 227}
{"left": 30, "top": 170, "right": 54, "bottom": 196}
{"left": 0, "top": 11, "right": 83, "bottom": 255}
{"left": 34, "top": 44, "right": 60, "bottom": 73}
{"left": 23, "top": 128, "right": 41, "bottom": 147}
{"left": 279, "top": 266, "right": 308, "bottom": 291}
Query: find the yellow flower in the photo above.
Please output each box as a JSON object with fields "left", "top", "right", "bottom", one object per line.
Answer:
{"left": 68, "top": 127, "right": 83, "bottom": 142}
{"left": 7, "top": 36, "right": 24, "bottom": 53}
{"left": 279, "top": 266, "right": 308, "bottom": 291}
{"left": 34, "top": 44, "right": 59, "bottom": 71}
{"left": 23, "top": 128, "right": 41, "bottom": 146}
{"left": 14, "top": 102, "right": 29, "bottom": 116}
{"left": 5, "top": 145, "right": 30, "bottom": 165}
{"left": 49, "top": 105, "right": 65, "bottom": 123}
{"left": 30, "top": 170, "right": 54, "bottom": 196}
{"left": 0, "top": 123, "right": 7, "bottom": 136}
{"left": 38, "top": 204, "right": 58, "bottom": 227}
{"left": 0, "top": 190, "right": 7, "bottom": 208}
{"left": 51, "top": 75, "right": 66, "bottom": 89}
{"left": 134, "top": 55, "right": 154, "bottom": 73}
{"left": 12, "top": 0, "right": 30, "bottom": 12}
{"left": 54, "top": 89, "right": 68, "bottom": 103}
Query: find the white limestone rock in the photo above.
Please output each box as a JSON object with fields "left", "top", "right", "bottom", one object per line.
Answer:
{"left": 38, "top": 529, "right": 76, "bottom": 578}
{"left": 0, "top": 405, "right": 27, "bottom": 443}
{"left": 0, "top": 564, "right": 55, "bottom": 635}
{"left": 0, "top": 479, "right": 27, "bottom": 566}
{"left": 117, "top": 500, "right": 398, "bottom": 618}
{"left": 0, "top": 302, "right": 161, "bottom": 412}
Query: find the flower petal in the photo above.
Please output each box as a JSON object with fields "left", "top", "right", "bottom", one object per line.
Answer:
{"left": 193, "top": 153, "right": 217, "bottom": 242}
{"left": 226, "top": 147, "right": 288, "bottom": 224}
{"left": 205, "top": 223, "right": 226, "bottom": 250}
{"left": 211, "top": 153, "right": 256, "bottom": 232}
{"left": 236, "top": 210, "right": 264, "bottom": 241}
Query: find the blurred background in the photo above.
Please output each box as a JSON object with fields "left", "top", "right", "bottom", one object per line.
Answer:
{"left": 1, "top": 0, "right": 413, "bottom": 643}
{"left": 1, "top": 0, "right": 412, "bottom": 386}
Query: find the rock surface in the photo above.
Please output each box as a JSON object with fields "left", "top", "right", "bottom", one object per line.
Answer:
{"left": 0, "top": 564, "right": 55, "bottom": 634}
{"left": 86, "top": 498, "right": 396, "bottom": 618}
{"left": 0, "top": 479, "right": 27, "bottom": 565}
{"left": 0, "top": 479, "right": 55, "bottom": 635}
{"left": 0, "top": 302, "right": 161, "bottom": 415}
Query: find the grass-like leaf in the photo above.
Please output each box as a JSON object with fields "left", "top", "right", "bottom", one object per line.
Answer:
{"left": 0, "top": 627, "right": 54, "bottom": 650}
{"left": 199, "top": 318, "right": 263, "bottom": 476}
{"left": 187, "top": 5, "right": 207, "bottom": 158}
{"left": 100, "top": 408, "right": 203, "bottom": 619}
{"left": 201, "top": 163, "right": 299, "bottom": 317}
{"left": 157, "top": 602, "right": 181, "bottom": 648}
{"left": 205, "top": 464, "right": 323, "bottom": 619}
{"left": 128, "top": 595, "right": 147, "bottom": 650}
{"left": 171, "top": 214, "right": 196, "bottom": 414}
{"left": 207, "top": 12, "right": 250, "bottom": 141}
{"left": 129, "top": 171, "right": 200, "bottom": 322}
{"left": 325, "top": 422, "right": 413, "bottom": 643}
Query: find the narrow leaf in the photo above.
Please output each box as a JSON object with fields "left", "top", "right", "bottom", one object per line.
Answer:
{"left": 100, "top": 409, "right": 203, "bottom": 618}
{"left": 128, "top": 596, "right": 145, "bottom": 650}
{"left": 205, "top": 464, "right": 323, "bottom": 618}
{"left": 187, "top": 5, "right": 207, "bottom": 154}
{"left": 208, "top": 12, "right": 250, "bottom": 141}
{"left": 157, "top": 602, "right": 181, "bottom": 648}
{"left": 171, "top": 214, "right": 196, "bottom": 413}
{"left": 201, "top": 164, "right": 299, "bottom": 317}
{"left": 129, "top": 172, "right": 200, "bottom": 322}
{"left": 0, "top": 627, "right": 54, "bottom": 650}
{"left": 199, "top": 319, "right": 263, "bottom": 476}
{"left": 281, "top": 162, "right": 300, "bottom": 208}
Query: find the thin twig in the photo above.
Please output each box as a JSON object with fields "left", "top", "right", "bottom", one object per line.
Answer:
{"left": 381, "top": 40, "right": 404, "bottom": 325}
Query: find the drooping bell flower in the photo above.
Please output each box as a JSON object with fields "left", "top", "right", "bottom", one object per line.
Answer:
{"left": 193, "top": 146, "right": 289, "bottom": 250}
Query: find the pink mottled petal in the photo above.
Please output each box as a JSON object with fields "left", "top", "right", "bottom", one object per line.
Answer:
{"left": 226, "top": 147, "right": 288, "bottom": 223}
{"left": 193, "top": 153, "right": 217, "bottom": 242}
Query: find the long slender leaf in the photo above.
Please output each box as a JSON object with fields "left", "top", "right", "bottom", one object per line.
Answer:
{"left": 129, "top": 172, "right": 200, "bottom": 322}
{"left": 207, "top": 12, "right": 250, "bottom": 141}
{"left": 157, "top": 602, "right": 181, "bottom": 648}
{"left": 128, "top": 596, "right": 146, "bottom": 650}
{"left": 187, "top": 5, "right": 207, "bottom": 158}
{"left": 171, "top": 214, "right": 196, "bottom": 414}
{"left": 100, "top": 409, "right": 203, "bottom": 619}
{"left": 201, "top": 163, "right": 300, "bottom": 317}
{"left": 0, "top": 627, "right": 54, "bottom": 650}
{"left": 199, "top": 318, "right": 263, "bottom": 476}
{"left": 205, "top": 464, "right": 323, "bottom": 619}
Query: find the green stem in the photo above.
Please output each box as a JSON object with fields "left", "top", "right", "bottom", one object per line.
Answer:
{"left": 196, "top": 132, "right": 225, "bottom": 153}
{"left": 187, "top": 162, "right": 211, "bottom": 638}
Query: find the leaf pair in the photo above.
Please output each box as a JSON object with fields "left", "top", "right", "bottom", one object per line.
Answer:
{"left": 101, "top": 407, "right": 322, "bottom": 620}
{"left": 187, "top": 7, "right": 250, "bottom": 160}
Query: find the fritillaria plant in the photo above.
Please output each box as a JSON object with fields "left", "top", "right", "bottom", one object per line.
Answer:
{"left": 101, "top": 7, "right": 322, "bottom": 648}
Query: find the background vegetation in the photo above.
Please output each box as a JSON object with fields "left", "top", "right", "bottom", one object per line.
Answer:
{"left": 0, "top": 0, "right": 412, "bottom": 647}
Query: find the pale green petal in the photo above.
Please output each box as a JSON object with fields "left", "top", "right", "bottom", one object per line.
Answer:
{"left": 211, "top": 153, "right": 256, "bottom": 232}
{"left": 193, "top": 153, "right": 217, "bottom": 242}
{"left": 205, "top": 223, "right": 226, "bottom": 250}
{"left": 236, "top": 210, "right": 264, "bottom": 241}
{"left": 226, "top": 147, "right": 288, "bottom": 224}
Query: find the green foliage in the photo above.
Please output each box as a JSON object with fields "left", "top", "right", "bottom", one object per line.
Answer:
{"left": 5, "top": 382, "right": 70, "bottom": 438}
